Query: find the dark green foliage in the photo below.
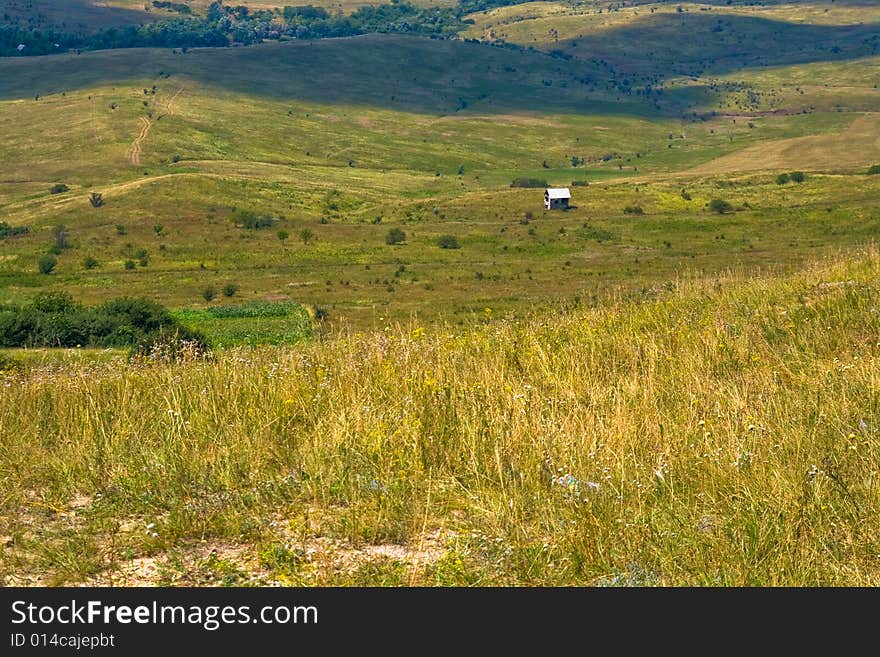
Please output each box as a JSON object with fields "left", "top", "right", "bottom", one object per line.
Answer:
{"left": 510, "top": 178, "right": 548, "bottom": 188}
{"left": 222, "top": 283, "right": 239, "bottom": 297}
{"left": 0, "top": 353, "right": 22, "bottom": 373}
{"left": 385, "top": 227, "right": 406, "bottom": 245}
{"left": 115, "top": 224, "right": 127, "bottom": 236}
{"left": 867, "top": 165, "right": 880, "bottom": 175}
{"left": 89, "top": 192, "right": 104, "bottom": 208}
{"left": 202, "top": 287, "right": 217, "bottom": 302}
{"left": 124, "top": 259, "right": 136, "bottom": 270}
{"left": 709, "top": 198, "right": 733, "bottom": 214}
{"left": 436, "top": 234, "right": 460, "bottom": 249}
{"left": 152, "top": 1, "right": 193, "bottom": 14}
{"left": 233, "top": 210, "right": 275, "bottom": 229}
{"left": 37, "top": 254, "right": 57, "bottom": 274}
{"left": 82, "top": 256, "right": 99, "bottom": 270}
{"left": 299, "top": 228, "right": 315, "bottom": 244}
{"left": 776, "top": 173, "right": 790, "bottom": 185}
{"left": 49, "top": 183, "right": 69, "bottom": 194}
{"left": 0, "top": 293, "right": 206, "bottom": 350}
{"left": 0, "top": 222, "right": 28, "bottom": 239}
{"left": 790, "top": 171, "right": 805, "bottom": 183}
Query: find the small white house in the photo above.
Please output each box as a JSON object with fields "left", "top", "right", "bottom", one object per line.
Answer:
{"left": 544, "top": 187, "right": 571, "bottom": 210}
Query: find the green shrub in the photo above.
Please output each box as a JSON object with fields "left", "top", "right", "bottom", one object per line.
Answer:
{"left": 49, "top": 183, "right": 69, "bottom": 194}
{"left": 82, "top": 256, "right": 99, "bottom": 270}
{"left": 776, "top": 173, "right": 790, "bottom": 185}
{"left": 0, "top": 222, "right": 28, "bottom": 239}
{"left": 385, "top": 227, "right": 406, "bottom": 245}
{"left": 0, "top": 293, "right": 207, "bottom": 350}
{"left": 708, "top": 199, "right": 733, "bottom": 214}
{"left": 124, "top": 259, "right": 136, "bottom": 270}
{"left": 223, "top": 283, "right": 239, "bottom": 297}
{"left": 38, "top": 254, "right": 57, "bottom": 274}
{"left": 233, "top": 210, "right": 275, "bottom": 229}
{"left": 867, "top": 164, "right": 880, "bottom": 175}
{"left": 436, "top": 235, "right": 460, "bottom": 249}
{"left": 202, "top": 287, "right": 217, "bottom": 302}
{"left": 790, "top": 171, "right": 805, "bottom": 183}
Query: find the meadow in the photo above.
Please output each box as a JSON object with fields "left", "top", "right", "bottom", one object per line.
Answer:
{"left": 2, "top": 248, "right": 878, "bottom": 585}
{"left": 1, "top": 0, "right": 879, "bottom": 585}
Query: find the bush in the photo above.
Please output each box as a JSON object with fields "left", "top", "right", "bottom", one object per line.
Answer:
{"left": 89, "top": 192, "right": 104, "bottom": 208}
{"left": 436, "top": 235, "right": 460, "bottom": 249}
{"left": 0, "top": 353, "right": 22, "bottom": 374}
{"left": 623, "top": 205, "right": 644, "bottom": 215}
{"left": 510, "top": 178, "right": 548, "bottom": 188}
{"left": 0, "top": 222, "right": 28, "bottom": 239}
{"left": 277, "top": 229, "right": 289, "bottom": 242}
{"left": 233, "top": 210, "right": 275, "bottom": 229}
{"left": 867, "top": 164, "right": 880, "bottom": 175}
{"left": 38, "top": 254, "right": 57, "bottom": 274}
{"left": 223, "top": 283, "right": 239, "bottom": 297}
{"left": 202, "top": 287, "right": 216, "bottom": 302}
{"left": 708, "top": 199, "right": 733, "bottom": 214}
{"left": 681, "top": 189, "right": 692, "bottom": 201}
{"left": 82, "top": 256, "right": 99, "bottom": 270}
{"left": 299, "top": 229, "right": 314, "bottom": 245}
{"left": 385, "top": 227, "right": 406, "bottom": 245}
{"left": 776, "top": 173, "right": 790, "bottom": 185}
{"left": 0, "top": 293, "right": 207, "bottom": 351}
{"left": 790, "top": 171, "right": 805, "bottom": 183}
{"left": 115, "top": 224, "right": 127, "bottom": 235}
{"left": 124, "top": 259, "right": 136, "bottom": 270}
{"left": 49, "top": 183, "right": 69, "bottom": 194}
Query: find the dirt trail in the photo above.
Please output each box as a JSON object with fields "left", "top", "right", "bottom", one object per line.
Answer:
{"left": 127, "top": 86, "right": 184, "bottom": 166}
{"left": 128, "top": 116, "right": 151, "bottom": 166}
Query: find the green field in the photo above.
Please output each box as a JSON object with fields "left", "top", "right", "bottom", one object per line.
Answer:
{"left": 2, "top": 0, "right": 880, "bottom": 586}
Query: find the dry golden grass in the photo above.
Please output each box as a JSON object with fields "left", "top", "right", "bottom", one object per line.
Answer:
{"left": 2, "top": 247, "right": 879, "bottom": 585}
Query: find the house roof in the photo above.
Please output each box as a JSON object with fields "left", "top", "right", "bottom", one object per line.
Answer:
{"left": 545, "top": 188, "right": 571, "bottom": 199}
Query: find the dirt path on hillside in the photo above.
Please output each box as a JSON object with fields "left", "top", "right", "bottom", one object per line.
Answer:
{"left": 128, "top": 116, "right": 151, "bottom": 166}
{"left": 128, "top": 85, "right": 184, "bottom": 166}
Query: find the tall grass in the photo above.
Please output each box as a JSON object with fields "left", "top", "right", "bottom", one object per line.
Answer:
{"left": 1, "top": 249, "right": 879, "bottom": 585}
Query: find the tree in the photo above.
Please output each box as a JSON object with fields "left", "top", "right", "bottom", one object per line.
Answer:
{"left": 38, "top": 254, "right": 57, "bottom": 274}
{"left": 385, "top": 227, "right": 406, "bottom": 245}
{"left": 436, "top": 234, "right": 460, "bottom": 249}
{"left": 89, "top": 192, "right": 104, "bottom": 208}
{"left": 708, "top": 199, "right": 733, "bottom": 214}
{"left": 299, "top": 228, "right": 314, "bottom": 245}
{"left": 776, "top": 173, "right": 790, "bottom": 185}
{"left": 52, "top": 225, "right": 69, "bottom": 251}
{"left": 867, "top": 164, "right": 880, "bottom": 175}
{"left": 790, "top": 171, "right": 805, "bottom": 183}
{"left": 277, "top": 229, "right": 289, "bottom": 243}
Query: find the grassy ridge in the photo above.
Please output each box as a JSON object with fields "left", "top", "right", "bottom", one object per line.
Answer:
{"left": 1, "top": 248, "right": 878, "bottom": 585}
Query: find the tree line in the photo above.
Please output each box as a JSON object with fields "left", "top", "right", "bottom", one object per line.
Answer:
{"left": 0, "top": 0, "right": 526, "bottom": 57}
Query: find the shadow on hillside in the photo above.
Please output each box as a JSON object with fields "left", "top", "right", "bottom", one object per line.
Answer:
{"left": 0, "top": 0, "right": 156, "bottom": 33}
{"left": 558, "top": 12, "right": 880, "bottom": 80}
{"left": 0, "top": 8, "right": 878, "bottom": 117}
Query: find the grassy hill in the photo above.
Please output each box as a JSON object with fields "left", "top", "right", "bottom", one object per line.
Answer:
{"left": 1, "top": 1, "right": 880, "bottom": 586}
{"left": 1, "top": 33, "right": 879, "bottom": 328}
{"left": 2, "top": 248, "right": 878, "bottom": 585}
